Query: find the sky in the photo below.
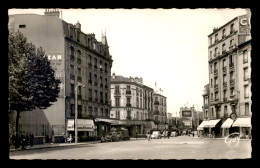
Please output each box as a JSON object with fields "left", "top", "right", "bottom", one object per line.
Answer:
{"left": 8, "top": 8, "right": 247, "bottom": 117}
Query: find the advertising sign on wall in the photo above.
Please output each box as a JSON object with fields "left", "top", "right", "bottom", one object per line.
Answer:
{"left": 67, "top": 119, "right": 74, "bottom": 131}
{"left": 182, "top": 111, "right": 192, "bottom": 117}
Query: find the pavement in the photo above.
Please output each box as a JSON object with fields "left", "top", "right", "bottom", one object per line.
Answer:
{"left": 9, "top": 135, "right": 250, "bottom": 152}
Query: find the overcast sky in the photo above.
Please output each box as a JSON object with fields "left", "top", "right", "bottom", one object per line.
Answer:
{"left": 8, "top": 8, "right": 247, "bottom": 117}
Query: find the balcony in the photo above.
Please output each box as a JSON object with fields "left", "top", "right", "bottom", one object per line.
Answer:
{"left": 77, "top": 76, "right": 82, "bottom": 82}
{"left": 222, "top": 35, "right": 226, "bottom": 39}
{"left": 70, "top": 74, "right": 75, "bottom": 80}
{"left": 214, "top": 98, "right": 219, "bottom": 102}
{"left": 222, "top": 50, "right": 227, "bottom": 55}
{"left": 126, "top": 116, "right": 132, "bottom": 120}
{"left": 153, "top": 111, "right": 160, "bottom": 115}
{"left": 88, "top": 63, "right": 92, "bottom": 68}
{"left": 154, "top": 101, "right": 159, "bottom": 105}
{"left": 230, "top": 29, "right": 235, "bottom": 35}
{"left": 126, "top": 103, "right": 131, "bottom": 107}
{"left": 214, "top": 69, "right": 218, "bottom": 75}
{"left": 126, "top": 90, "right": 131, "bottom": 95}
{"left": 114, "top": 92, "right": 121, "bottom": 96}
{"left": 223, "top": 97, "right": 227, "bottom": 102}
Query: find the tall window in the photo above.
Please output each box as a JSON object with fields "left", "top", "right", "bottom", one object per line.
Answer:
{"left": 140, "top": 98, "right": 142, "bottom": 109}
{"left": 214, "top": 47, "right": 218, "bottom": 56}
{"left": 105, "top": 93, "right": 108, "bottom": 102}
{"left": 211, "top": 79, "right": 213, "bottom": 87}
{"left": 94, "top": 58, "right": 97, "bottom": 66}
{"left": 223, "top": 74, "right": 227, "bottom": 83}
{"left": 243, "top": 50, "right": 248, "bottom": 63}
{"left": 137, "top": 112, "right": 139, "bottom": 120}
{"left": 211, "top": 93, "right": 213, "bottom": 101}
{"left": 244, "top": 67, "right": 249, "bottom": 80}
{"left": 214, "top": 77, "right": 218, "bottom": 85}
{"left": 214, "top": 62, "right": 218, "bottom": 71}
{"left": 210, "top": 37, "right": 212, "bottom": 45}
{"left": 230, "top": 71, "right": 234, "bottom": 80}
{"left": 77, "top": 67, "right": 81, "bottom": 76}
{"left": 211, "top": 108, "right": 214, "bottom": 117}
{"left": 105, "top": 63, "right": 107, "bottom": 72}
{"left": 89, "top": 72, "right": 92, "bottom": 81}
{"left": 127, "top": 97, "right": 131, "bottom": 104}
{"left": 88, "top": 55, "right": 92, "bottom": 64}
{"left": 224, "top": 106, "right": 228, "bottom": 117}
{"left": 116, "top": 98, "right": 120, "bottom": 107}
{"left": 70, "top": 65, "right": 74, "bottom": 75}
{"left": 210, "top": 51, "right": 212, "bottom": 59}
{"left": 136, "top": 98, "right": 139, "bottom": 108}
{"left": 222, "top": 29, "right": 226, "bottom": 38}
{"left": 127, "top": 85, "right": 131, "bottom": 91}
{"left": 230, "top": 23, "right": 234, "bottom": 34}
{"left": 223, "top": 59, "right": 226, "bottom": 68}
{"left": 100, "top": 76, "right": 103, "bottom": 84}
{"left": 71, "top": 84, "right": 75, "bottom": 94}
{"left": 115, "top": 85, "right": 120, "bottom": 94}
{"left": 230, "top": 39, "right": 233, "bottom": 47}
{"left": 244, "top": 85, "right": 249, "bottom": 98}
{"left": 89, "top": 89, "right": 92, "bottom": 98}
{"left": 222, "top": 43, "right": 226, "bottom": 52}
{"left": 215, "top": 92, "right": 219, "bottom": 100}
{"left": 95, "top": 90, "right": 97, "bottom": 99}
{"left": 245, "top": 103, "right": 249, "bottom": 115}
{"left": 94, "top": 74, "right": 97, "bottom": 82}
{"left": 215, "top": 33, "right": 218, "bottom": 43}
{"left": 205, "top": 110, "right": 208, "bottom": 119}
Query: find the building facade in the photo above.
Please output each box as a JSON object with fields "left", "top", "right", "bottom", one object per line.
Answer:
{"left": 153, "top": 91, "right": 168, "bottom": 131}
{"left": 205, "top": 10, "right": 251, "bottom": 137}
{"left": 202, "top": 84, "right": 210, "bottom": 120}
{"left": 110, "top": 74, "right": 154, "bottom": 136}
{"left": 9, "top": 9, "right": 113, "bottom": 141}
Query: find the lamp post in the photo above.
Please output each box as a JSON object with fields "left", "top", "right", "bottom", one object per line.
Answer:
{"left": 75, "top": 83, "right": 85, "bottom": 143}
{"left": 193, "top": 104, "right": 200, "bottom": 129}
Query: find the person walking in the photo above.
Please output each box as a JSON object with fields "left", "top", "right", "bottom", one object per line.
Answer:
{"left": 21, "top": 132, "right": 26, "bottom": 150}
{"left": 29, "top": 132, "right": 34, "bottom": 146}
{"left": 167, "top": 131, "right": 170, "bottom": 139}
{"left": 25, "top": 133, "right": 30, "bottom": 149}
{"left": 147, "top": 132, "right": 151, "bottom": 141}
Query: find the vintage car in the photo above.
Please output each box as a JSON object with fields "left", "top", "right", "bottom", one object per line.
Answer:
{"left": 101, "top": 133, "right": 113, "bottom": 143}
{"left": 151, "top": 131, "right": 161, "bottom": 139}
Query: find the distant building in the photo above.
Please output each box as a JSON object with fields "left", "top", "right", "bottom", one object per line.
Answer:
{"left": 110, "top": 73, "right": 155, "bottom": 136}
{"left": 153, "top": 86, "right": 168, "bottom": 131}
{"left": 9, "top": 9, "right": 113, "bottom": 141}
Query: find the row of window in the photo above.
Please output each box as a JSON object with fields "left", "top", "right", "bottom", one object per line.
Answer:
{"left": 209, "top": 23, "right": 235, "bottom": 46}
{"left": 210, "top": 85, "right": 249, "bottom": 101}
{"left": 204, "top": 103, "right": 250, "bottom": 118}
{"left": 115, "top": 97, "right": 152, "bottom": 110}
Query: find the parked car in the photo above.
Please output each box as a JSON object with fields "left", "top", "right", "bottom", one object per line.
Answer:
{"left": 151, "top": 131, "right": 161, "bottom": 139}
{"left": 171, "top": 131, "right": 177, "bottom": 137}
{"left": 116, "top": 132, "right": 123, "bottom": 141}
{"left": 101, "top": 133, "right": 112, "bottom": 143}
{"left": 119, "top": 129, "right": 130, "bottom": 140}
{"left": 111, "top": 132, "right": 119, "bottom": 142}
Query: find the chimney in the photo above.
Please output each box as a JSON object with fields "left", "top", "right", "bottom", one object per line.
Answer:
{"left": 44, "top": 9, "right": 60, "bottom": 19}
{"left": 75, "top": 21, "right": 81, "bottom": 31}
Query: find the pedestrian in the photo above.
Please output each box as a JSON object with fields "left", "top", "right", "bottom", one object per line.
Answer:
{"left": 136, "top": 131, "right": 138, "bottom": 139}
{"left": 147, "top": 132, "right": 151, "bottom": 141}
{"left": 29, "top": 132, "right": 34, "bottom": 146}
{"left": 21, "top": 132, "right": 26, "bottom": 150}
{"left": 25, "top": 133, "right": 30, "bottom": 149}
{"left": 167, "top": 131, "right": 170, "bottom": 139}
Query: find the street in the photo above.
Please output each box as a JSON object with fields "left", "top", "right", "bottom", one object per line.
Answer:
{"left": 9, "top": 136, "right": 251, "bottom": 160}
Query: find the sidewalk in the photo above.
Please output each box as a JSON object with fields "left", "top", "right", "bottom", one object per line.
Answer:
{"left": 9, "top": 140, "right": 100, "bottom": 152}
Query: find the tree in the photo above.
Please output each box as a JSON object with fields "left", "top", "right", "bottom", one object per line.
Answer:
{"left": 8, "top": 31, "right": 60, "bottom": 147}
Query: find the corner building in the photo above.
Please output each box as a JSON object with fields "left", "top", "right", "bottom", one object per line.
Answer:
{"left": 9, "top": 9, "right": 113, "bottom": 142}
{"left": 110, "top": 74, "right": 155, "bottom": 136}
{"left": 203, "top": 11, "right": 251, "bottom": 138}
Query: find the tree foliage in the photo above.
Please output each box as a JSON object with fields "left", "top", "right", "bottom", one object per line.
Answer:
{"left": 8, "top": 30, "right": 61, "bottom": 142}
{"left": 9, "top": 30, "right": 60, "bottom": 112}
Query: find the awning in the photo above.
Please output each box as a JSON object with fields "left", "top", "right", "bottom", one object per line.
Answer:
{"left": 77, "top": 119, "right": 95, "bottom": 131}
{"left": 94, "top": 118, "right": 119, "bottom": 124}
{"left": 204, "top": 119, "right": 221, "bottom": 128}
{"left": 221, "top": 118, "right": 234, "bottom": 128}
{"left": 232, "top": 117, "right": 251, "bottom": 127}
{"left": 197, "top": 120, "right": 210, "bottom": 130}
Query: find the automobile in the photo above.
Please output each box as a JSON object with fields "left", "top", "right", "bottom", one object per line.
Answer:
{"left": 116, "top": 132, "right": 123, "bottom": 141}
{"left": 151, "top": 131, "right": 161, "bottom": 139}
{"left": 171, "top": 131, "right": 177, "bottom": 137}
{"left": 111, "top": 132, "right": 119, "bottom": 142}
{"left": 194, "top": 131, "right": 198, "bottom": 135}
{"left": 101, "top": 133, "right": 112, "bottom": 143}
{"left": 119, "top": 129, "right": 130, "bottom": 140}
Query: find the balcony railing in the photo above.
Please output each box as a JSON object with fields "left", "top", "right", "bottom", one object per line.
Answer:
{"left": 222, "top": 50, "right": 227, "bottom": 55}
{"left": 222, "top": 66, "right": 227, "bottom": 72}
{"left": 222, "top": 35, "right": 226, "bottom": 39}
{"left": 126, "top": 90, "right": 131, "bottom": 95}
{"left": 223, "top": 81, "right": 227, "bottom": 87}
{"left": 214, "top": 69, "right": 218, "bottom": 75}
{"left": 114, "top": 92, "right": 121, "bottom": 96}
{"left": 214, "top": 98, "right": 219, "bottom": 102}
{"left": 126, "top": 116, "right": 132, "bottom": 120}
{"left": 224, "top": 113, "right": 229, "bottom": 118}
{"left": 214, "top": 84, "right": 218, "bottom": 89}
{"left": 126, "top": 103, "right": 131, "bottom": 107}
{"left": 223, "top": 97, "right": 227, "bottom": 102}
{"left": 229, "top": 63, "right": 234, "bottom": 68}
{"left": 153, "top": 111, "right": 160, "bottom": 115}
{"left": 230, "top": 29, "right": 235, "bottom": 34}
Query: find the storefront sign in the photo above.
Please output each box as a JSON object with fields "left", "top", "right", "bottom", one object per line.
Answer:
{"left": 67, "top": 119, "right": 75, "bottom": 131}
{"left": 77, "top": 119, "right": 95, "bottom": 131}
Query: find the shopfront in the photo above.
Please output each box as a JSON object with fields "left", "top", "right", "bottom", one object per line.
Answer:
{"left": 94, "top": 118, "right": 119, "bottom": 138}
{"left": 111, "top": 120, "right": 146, "bottom": 137}
{"left": 221, "top": 118, "right": 234, "bottom": 137}
{"left": 197, "top": 120, "right": 210, "bottom": 137}
{"left": 232, "top": 117, "right": 251, "bottom": 139}
{"left": 204, "top": 119, "right": 221, "bottom": 137}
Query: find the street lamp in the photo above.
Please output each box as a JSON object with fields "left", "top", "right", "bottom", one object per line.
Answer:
{"left": 75, "top": 82, "right": 85, "bottom": 143}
